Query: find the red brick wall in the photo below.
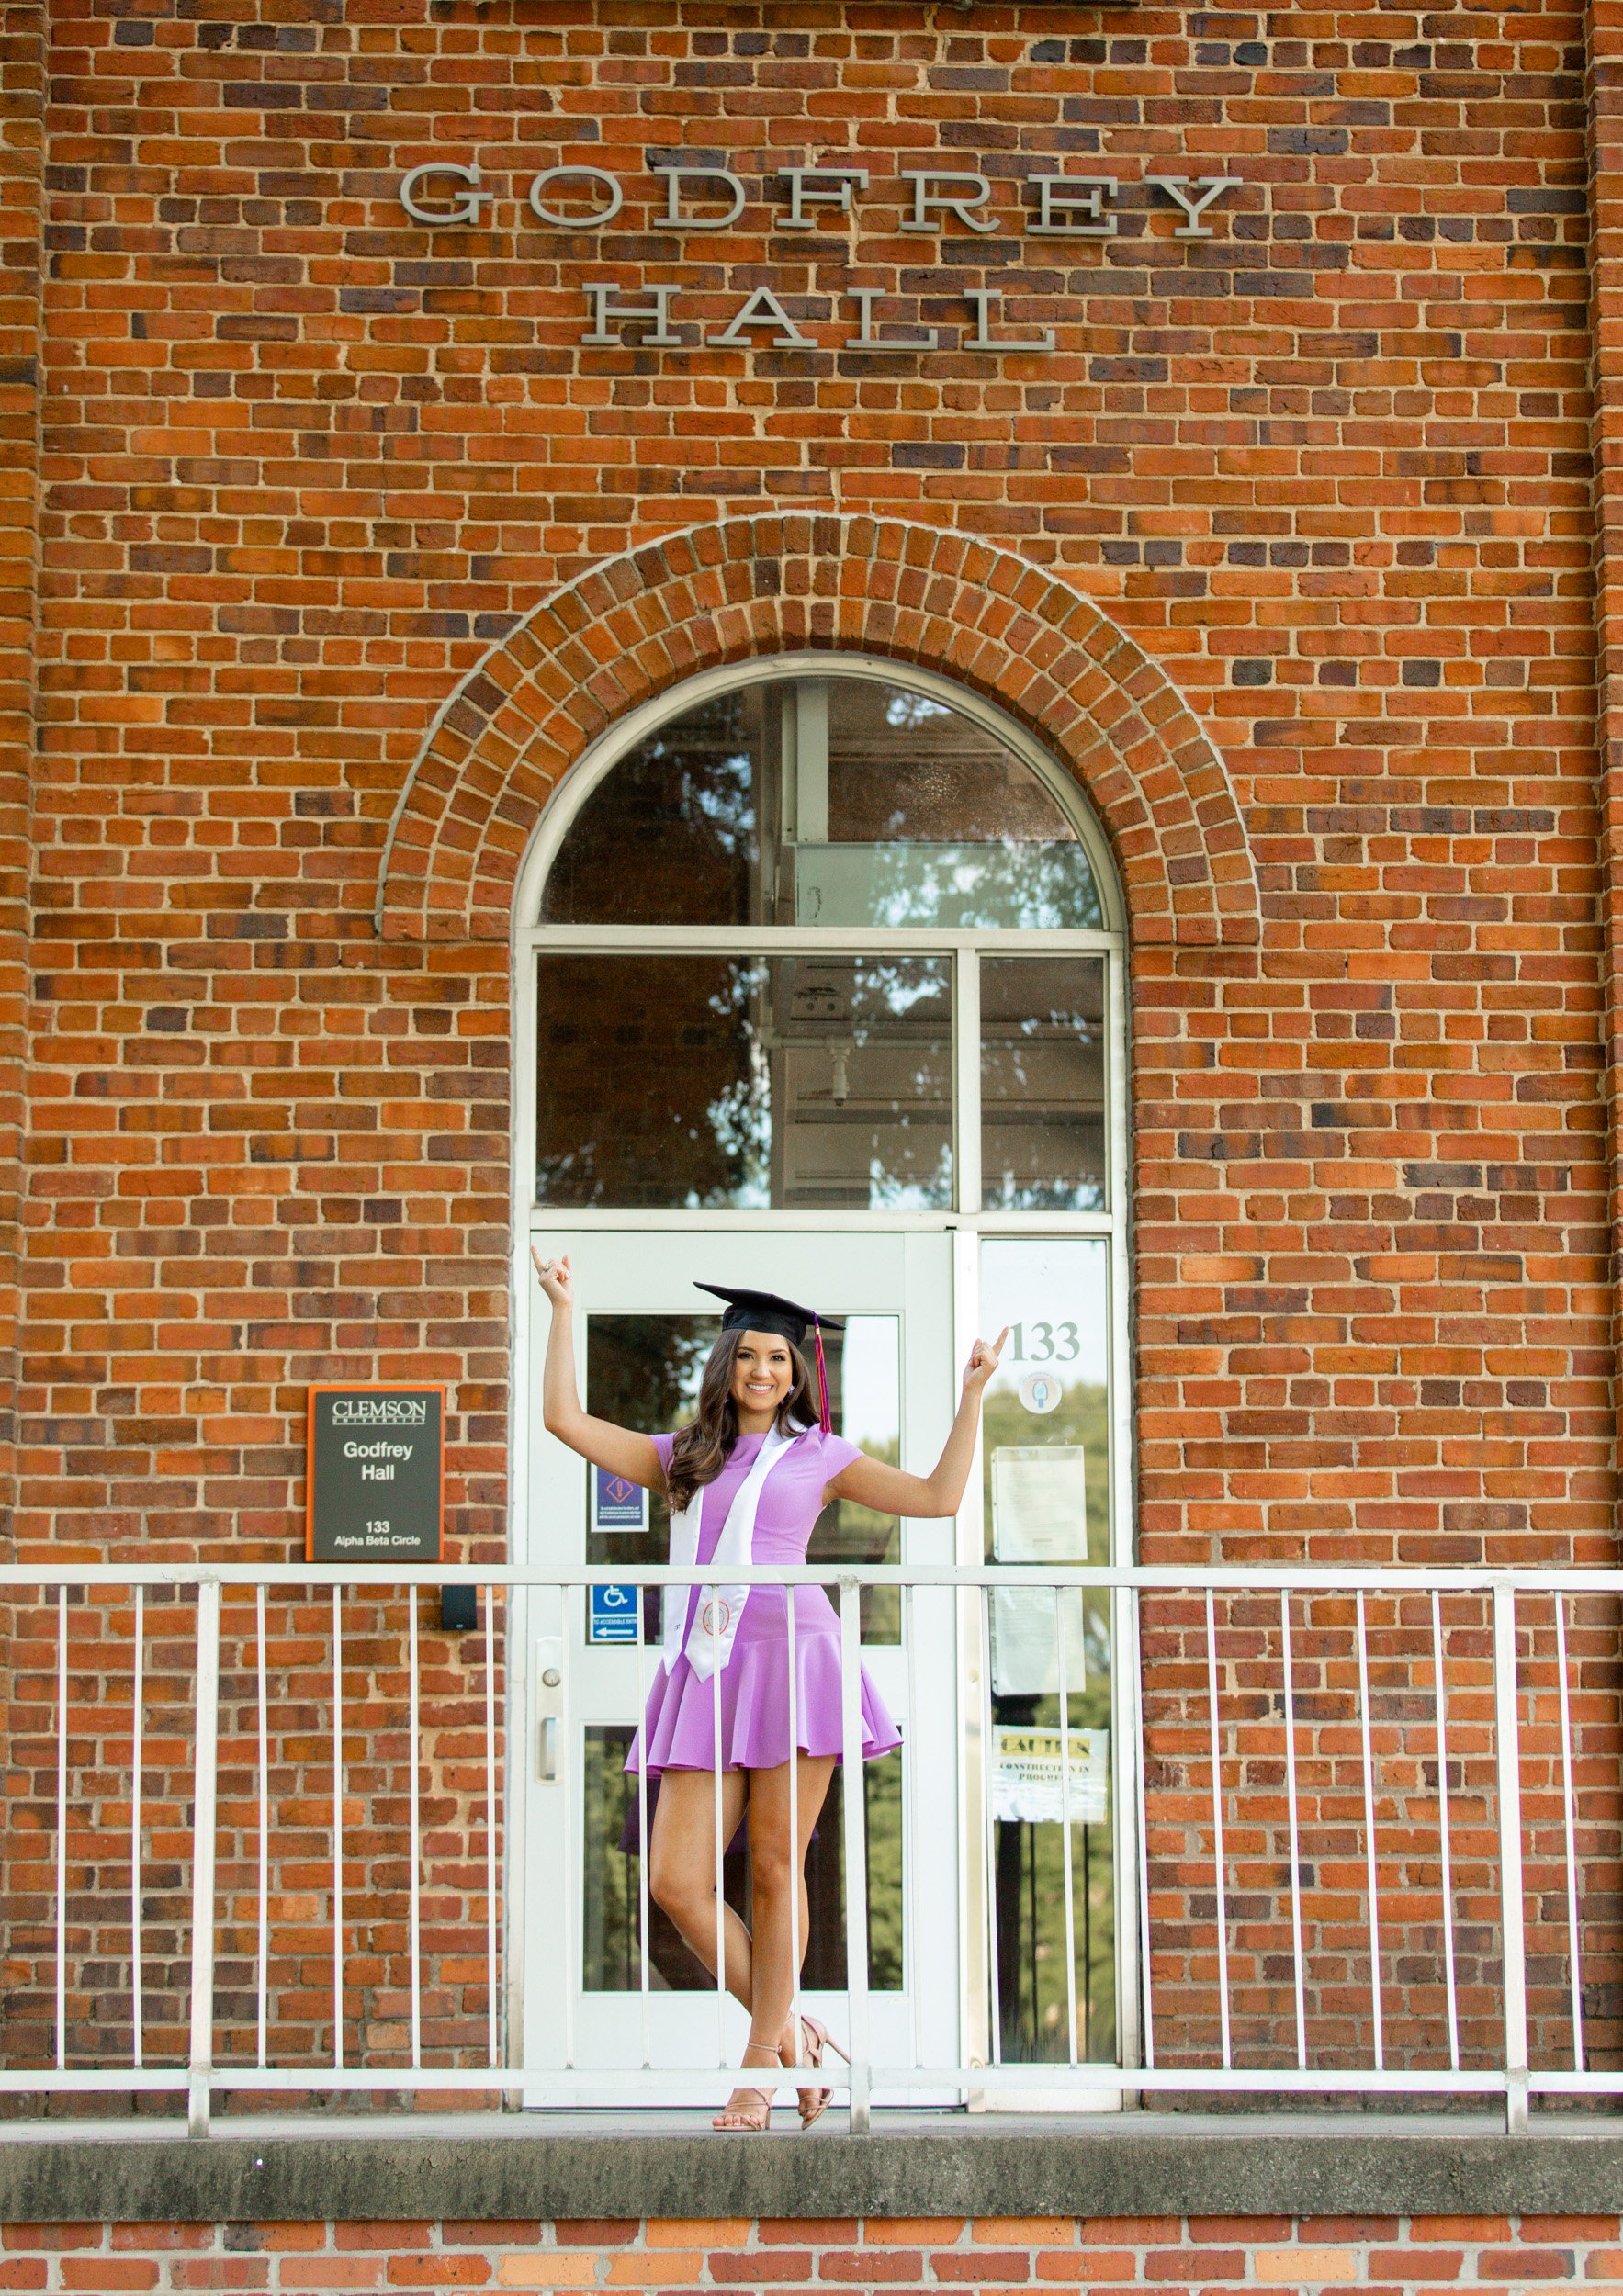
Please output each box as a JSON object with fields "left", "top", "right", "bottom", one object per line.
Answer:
{"left": 0, "top": 0, "right": 44, "bottom": 1545}
{"left": 2, "top": 0, "right": 1617, "bottom": 2088}
{"left": 5, "top": 2215, "right": 1623, "bottom": 2295}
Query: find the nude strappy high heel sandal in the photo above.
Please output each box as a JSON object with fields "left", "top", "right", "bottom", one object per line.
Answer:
{"left": 713, "top": 2041, "right": 781, "bottom": 2132}
{"left": 795, "top": 2015, "right": 851, "bottom": 2131}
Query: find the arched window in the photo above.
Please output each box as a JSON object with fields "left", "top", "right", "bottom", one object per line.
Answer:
{"left": 524, "top": 663, "right": 1121, "bottom": 1220}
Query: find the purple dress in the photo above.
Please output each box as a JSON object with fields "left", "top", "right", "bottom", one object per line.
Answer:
{"left": 626, "top": 1425, "right": 903, "bottom": 1776}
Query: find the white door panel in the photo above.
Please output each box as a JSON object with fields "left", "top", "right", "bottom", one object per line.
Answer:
{"left": 520, "top": 1227, "right": 957, "bottom": 2107}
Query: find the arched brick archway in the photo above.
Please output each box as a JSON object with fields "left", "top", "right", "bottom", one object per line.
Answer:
{"left": 374, "top": 514, "right": 1259, "bottom": 947}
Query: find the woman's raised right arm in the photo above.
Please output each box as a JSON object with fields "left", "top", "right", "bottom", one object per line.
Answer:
{"left": 532, "top": 1249, "right": 666, "bottom": 1489}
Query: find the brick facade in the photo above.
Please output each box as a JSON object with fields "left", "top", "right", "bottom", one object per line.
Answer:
{"left": 6, "top": 2215, "right": 1623, "bottom": 2295}
{"left": 0, "top": 0, "right": 1618, "bottom": 2135}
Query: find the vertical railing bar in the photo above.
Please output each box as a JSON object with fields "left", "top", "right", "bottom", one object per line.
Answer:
{"left": 1554, "top": 1591, "right": 1584, "bottom": 2073}
{"left": 1279, "top": 1590, "right": 1306, "bottom": 2072}
{"left": 255, "top": 1585, "right": 268, "bottom": 2073}
{"left": 1133, "top": 1588, "right": 1155, "bottom": 2073}
{"left": 408, "top": 1588, "right": 423, "bottom": 2074}
{"left": 904, "top": 1579, "right": 921, "bottom": 2075}
{"left": 560, "top": 1586, "right": 577, "bottom": 2074}
{"left": 711, "top": 1585, "right": 727, "bottom": 2072}
{"left": 1026, "top": 1806, "right": 1037, "bottom": 2040}
{"left": 1079, "top": 1580, "right": 1090, "bottom": 2056}
{"left": 980, "top": 1591, "right": 1003, "bottom": 2069}
{"left": 483, "top": 1583, "right": 499, "bottom": 2070}
{"left": 332, "top": 1584, "right": 344, "bottom": 2075}
{"left": 1055, "top": 1587, "right": 1078, "bottom": 2069}
{"left": 1432, "top": 1589, "right": 1460, "bottom": 2073}
{"left": 787, "top": 1569, "right": 801, "bottom": 2077}
{"left": 1356, "top": 1589, "right": 1383, "bottom": 2071}
{"left": 1081, "top": 1793, "right": 1092, "bottom": 2064}
{"left": 55, "top": 1586, "right": 66, "bottom": 2074}
{"left": 186, "top": 1581, "right": 221, "bottom": 2139}
{"left": 634, "top": 1614, "right": 651, "bottom": 2070}
{"left": 839, "top": 1576, "right": 871, "bottom": 2133}
{"left": 1493, "top": 1583, "right": 1529, "bottom": 2133}
{"left": 53, "top": 1580, "right": 74, "bottom": 2085}
{"left": 1204, "top": 1587, "right": 1231, "bottom": 2072}
{"left": 131, "top": 1585, "right": 144, "bottom": 2073}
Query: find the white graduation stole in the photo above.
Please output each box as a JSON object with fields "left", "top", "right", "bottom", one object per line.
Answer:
{"left": 663, "top": 1426, "right": 798, "bottom": 1682}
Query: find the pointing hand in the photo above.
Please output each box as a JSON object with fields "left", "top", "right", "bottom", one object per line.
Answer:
{"left": 963, "top": 1327, "right": 1009, "bottom": 1397}
{"left": 530, "top": 1247, "right": 574, "bottom": 1308}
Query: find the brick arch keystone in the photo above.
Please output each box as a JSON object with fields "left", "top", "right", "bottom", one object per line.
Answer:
{"left": 374, "top": 515, "right": 1260, "bottom": 948}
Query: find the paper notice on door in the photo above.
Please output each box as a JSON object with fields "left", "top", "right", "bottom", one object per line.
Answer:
{"left": 991, "top": 1585, "right": 1088, "bottom": 1695}
{"left": 989, "top": 1446, "right": 1087, "bottom": 1564}
{"left": 989, "top": 1447, "right": 1089, "bottom": 1694}
{"left": 992, "top": 1726, "right": 1109, "bottom": 1826}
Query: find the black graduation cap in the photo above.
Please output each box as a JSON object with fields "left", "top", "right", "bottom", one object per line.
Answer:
{"left": 693, "top": 1284, "right": 843, "bottom": 1349}
{"left": 694, "top": 1285, "right": 842, "bottom": 1430}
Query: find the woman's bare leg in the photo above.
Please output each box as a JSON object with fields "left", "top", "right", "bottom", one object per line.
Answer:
{"left": 647, "top": 1766, "right": 769, "bottom": 2120}
{"left": 744, "top": 1753, "right": 838, "bottom": 2061}
{"left": 648, "top": 1765, "right": 752, "bottom": 2002}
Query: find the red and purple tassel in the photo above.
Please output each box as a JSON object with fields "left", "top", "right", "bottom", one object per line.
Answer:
{"left": 813, "top": 1315, "right": 831, "bottom": 1435}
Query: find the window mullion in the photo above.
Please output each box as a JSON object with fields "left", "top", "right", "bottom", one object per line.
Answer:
{"left": 795, "top": 680, "right": 829, "bottom": 843}
{"left": 956, "top": 947, "right": 982, "bottom": 1216}
{"left": 1106, "top": 942, "right": 1126, "bottom": 1223}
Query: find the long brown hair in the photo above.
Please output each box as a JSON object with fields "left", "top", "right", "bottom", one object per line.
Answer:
{"left": 665, "top": 1328, "right": 814, "bottom": 1514}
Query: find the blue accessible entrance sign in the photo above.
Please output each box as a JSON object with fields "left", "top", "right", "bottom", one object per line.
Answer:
{"left": 589, "top": 1583, "right": 639, "bottom": 1644}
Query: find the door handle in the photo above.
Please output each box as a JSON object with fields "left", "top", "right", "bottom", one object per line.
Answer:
{"left": 535, "top": 1636, "right": 564, "bottom": 1784}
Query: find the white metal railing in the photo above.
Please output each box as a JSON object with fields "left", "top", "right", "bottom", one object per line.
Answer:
{"left": 1, "top": 1560, "right": 1614, "bottom": 2137}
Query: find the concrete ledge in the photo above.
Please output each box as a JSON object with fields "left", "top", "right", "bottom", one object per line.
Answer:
{"left": 0, "top": 2114, "right": 1621, "bottom": 2222}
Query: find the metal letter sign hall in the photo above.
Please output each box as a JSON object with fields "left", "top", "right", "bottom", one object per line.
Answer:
{"left": 306, "top": 1385, "right": 446, "bottom": 1564}
{"left": 392, "top": 164, "right": 1242, "bottom": 358}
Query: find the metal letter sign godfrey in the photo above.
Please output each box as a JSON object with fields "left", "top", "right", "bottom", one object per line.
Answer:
{"left": 306, "top": 1384, "right": 446, "bottom": 1564}
{"left": 391, "top": 164, "right": 1243, "bottom": 358}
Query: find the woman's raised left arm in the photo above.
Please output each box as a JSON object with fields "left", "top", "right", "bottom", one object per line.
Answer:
{"left": 827, "top": 1329, "right": 1009, "bottom": 1519}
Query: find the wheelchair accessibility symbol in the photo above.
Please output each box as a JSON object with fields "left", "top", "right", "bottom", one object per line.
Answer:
{"left": 589, "top": 1583, "right": 639, "bottom": 1644}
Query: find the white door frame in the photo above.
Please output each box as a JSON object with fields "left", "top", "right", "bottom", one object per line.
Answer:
{"left": 503, "top": 654, "right": 1137, "bottom": 2103}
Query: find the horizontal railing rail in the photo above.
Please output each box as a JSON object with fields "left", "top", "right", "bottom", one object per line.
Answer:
{"left": 1, "top": 1561, "right": 1614, "bottom": 2136}
{"left": 6, "top": 1564, "right": 1623, "bottom": 1587}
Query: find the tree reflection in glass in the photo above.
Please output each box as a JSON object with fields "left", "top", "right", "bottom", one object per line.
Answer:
{"left": 541, "top": 688, "right": 764, "bottom": 928}
{"left": 535, "top": 954, "right": 953, "bottom": 1211}
{"left": 981, "top": 956, "right": 1108, "bottom": 1212}
{"left": 538, "top": 672, "right": 1101, "bottom": 933}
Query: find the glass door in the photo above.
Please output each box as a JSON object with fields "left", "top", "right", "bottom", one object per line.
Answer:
{"left": 518, "top": 1226, "right": 958, "bottom": 2107}
{"left": 969, "top": 1235, "right": 1124, "bottom": 2108}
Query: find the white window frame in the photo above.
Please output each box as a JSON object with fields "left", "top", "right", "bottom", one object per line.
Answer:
{"left": 505, "top": 652, "right": 1140, "bottom": 2091}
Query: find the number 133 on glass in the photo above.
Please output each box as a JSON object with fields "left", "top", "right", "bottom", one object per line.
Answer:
{"left": 1006, "top": 1322, "right": 1079, "bottom": 1365}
